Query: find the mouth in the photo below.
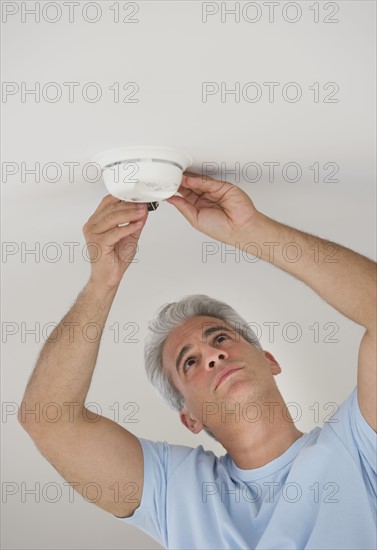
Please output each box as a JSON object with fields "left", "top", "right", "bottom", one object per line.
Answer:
{"left": 215, "top": 368, "right": 243, "bottom": 390}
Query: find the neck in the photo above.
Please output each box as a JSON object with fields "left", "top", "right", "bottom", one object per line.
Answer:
{"left": 212, "top": 392, "right": 304, "bottom": 470}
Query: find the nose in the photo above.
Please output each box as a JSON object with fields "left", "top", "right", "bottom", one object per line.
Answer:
{"left": 205, "top": 346, "right": 228, "bottom": 370}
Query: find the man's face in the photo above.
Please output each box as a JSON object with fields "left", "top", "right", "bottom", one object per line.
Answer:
{"left": 162, "top": 315, "right": 281, "bottom": 434}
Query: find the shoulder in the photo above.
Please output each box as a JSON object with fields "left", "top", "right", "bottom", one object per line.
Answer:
{"left": 315, "top": 388, "right": 376, "bottom": 473}
{"left": 138, "top": 437, "right": 219, "bottom": 473}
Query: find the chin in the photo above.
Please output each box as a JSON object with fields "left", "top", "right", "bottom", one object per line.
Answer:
{"left": 222, "top": 381, "right": 255, "bottom": 405}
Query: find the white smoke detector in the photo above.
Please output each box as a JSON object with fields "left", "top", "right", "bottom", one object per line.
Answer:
{"left": 93, "top": 146, "right": 193, "bottom": 207}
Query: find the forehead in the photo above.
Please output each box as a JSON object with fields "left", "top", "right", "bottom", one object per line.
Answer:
{"left": 162, "top": 315, "right": 233, "bottom": 365}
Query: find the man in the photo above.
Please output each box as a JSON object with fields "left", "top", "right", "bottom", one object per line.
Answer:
{"left": 19, "top": 173, "right": 376, "bottom": 549}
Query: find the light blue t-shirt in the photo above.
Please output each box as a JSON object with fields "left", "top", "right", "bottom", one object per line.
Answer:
{"left": 115, "top": 387, "right": 376, "bottom": 549}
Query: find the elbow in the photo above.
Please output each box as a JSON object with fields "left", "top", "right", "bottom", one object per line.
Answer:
{"left": 17, "top": 399, "right": 39, "bottom": 434}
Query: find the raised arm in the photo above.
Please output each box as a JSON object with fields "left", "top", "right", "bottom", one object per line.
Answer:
{"left": 167, "top": 173, "right": 377, "bottom": 432}
{"left": 18, "top": 195, "right": 149, "bottom": 517}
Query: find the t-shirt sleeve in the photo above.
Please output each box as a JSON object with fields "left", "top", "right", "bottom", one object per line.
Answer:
{"left": 325, "top": 386, "right": 377, "bottom": 480}
{"left": 113, "top": 437, "right": 169, "bottom": 547}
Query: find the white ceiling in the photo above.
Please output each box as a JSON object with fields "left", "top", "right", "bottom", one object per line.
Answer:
{"left": 2, "top": 2, "right": 376, "bottom": 549}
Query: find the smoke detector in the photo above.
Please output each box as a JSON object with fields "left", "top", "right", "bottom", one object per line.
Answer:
{"left": 93, "top": 146, "right": 193, "bottom": 208}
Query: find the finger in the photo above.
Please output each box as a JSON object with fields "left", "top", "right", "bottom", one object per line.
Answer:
{"left": 88, "top": 195, "right": 125, "bottom": 226}
{"left": 92, "top": 194, "right": 120, "bottom": 216}
{"left": 173, "top": 184, "right": 202, "bottom": 204}
{"left": 101, "top": 219, "right": 146, "bottom": 248}
{"left": 165, "top": 195, "right": 198, "bottom": 227}
{"left": 90, "top": 195, "right": 142, "bottom": 225}
{"left": 183, "top": 170, "right": 215, "bottom": 180}
{"left": 172, "top": 174, "right": 223, "bottom": 206}
{"left": 183, "top": 170, "right": 201, "bottom": 177}
{"left": 174, "top": 175, "right": 207, "bottom": 202}
{"left": 93, "top": 206, "right": 147, "bottom": 234}
{"left": 182, "top": 174, "right": 224, "bottom": 194}
{"left": 90, "top": 201, "right": 146, "bottom": 228}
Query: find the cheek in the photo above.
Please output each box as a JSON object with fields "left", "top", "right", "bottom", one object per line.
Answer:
{"left": 191, "top": 375, "right": 212, "bottom": 398}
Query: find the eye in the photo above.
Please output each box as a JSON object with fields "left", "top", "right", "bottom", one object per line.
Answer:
{"left": 183, "top": 357, "right": 196, "bottom": 373}
{"left": 216, "top": 333, "right": 229, "bottom": 344}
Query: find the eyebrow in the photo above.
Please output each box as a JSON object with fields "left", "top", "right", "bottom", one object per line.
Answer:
{"left": 175, "top": 325, "right": 234, "bottom": 374}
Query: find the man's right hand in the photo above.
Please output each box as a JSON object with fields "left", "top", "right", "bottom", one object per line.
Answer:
{"left": 83, "top": 195, "right": 148, "bottom": 289}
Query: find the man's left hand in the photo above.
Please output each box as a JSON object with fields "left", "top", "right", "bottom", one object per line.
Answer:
{"left": 166, "top": 172, "right": 260, "bottom": 245}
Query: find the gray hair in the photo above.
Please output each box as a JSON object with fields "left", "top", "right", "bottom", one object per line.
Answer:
{"left": 144, "top": 294, "right": 263, "bottom": 441}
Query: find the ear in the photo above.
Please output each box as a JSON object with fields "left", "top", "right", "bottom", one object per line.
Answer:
{"left": 179, "top": 408, "right": 204, "bottom": 435}
{"left": 263, "top": 351, "right": 282, "bottom": 375}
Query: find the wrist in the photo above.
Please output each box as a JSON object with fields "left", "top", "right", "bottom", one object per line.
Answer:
{"left": 232, "top": 211, "right": 284, "bottom": 265}
{"left": 232, "top": 211, "right": 269, "bottom": 249}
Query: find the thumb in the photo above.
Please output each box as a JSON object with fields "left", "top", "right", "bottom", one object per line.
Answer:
{"left": 166, "top": 195, "right": 198, "bottom": 227}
